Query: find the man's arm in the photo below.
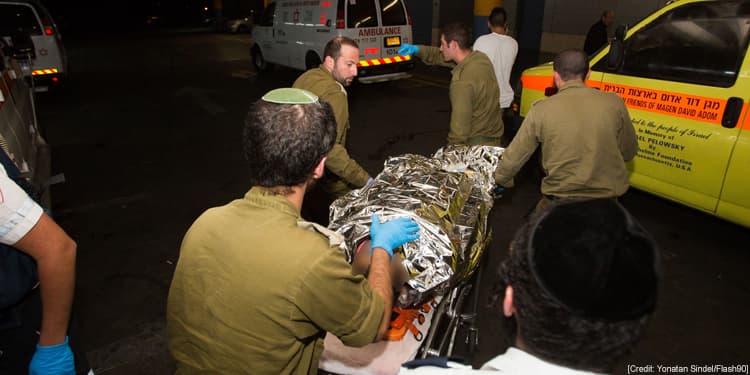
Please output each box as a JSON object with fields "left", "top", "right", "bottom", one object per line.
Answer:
{"left": 14, "top": 213, "right": 77, "bottom": 346}
{"left": 366, "top": 248, "right": 392, "bottom": 339}
{"left": 617, "top": 104, "right": 639, "bottom": 162}
{"left": 416, "top": 46, "right": 456, "bottom": 68}
{"left": 446, "top": 81, "right": 475, "bottom": 145}
{"left": 322, "top": 88, "right": 372, "bottom": 187}
{"left": 368, "top": 215, "right": 420, "bottom": 340}
{"left": 494, "top": 109, "right": 541, "bottom": 187}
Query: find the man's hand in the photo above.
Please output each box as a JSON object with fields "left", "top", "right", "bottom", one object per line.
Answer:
{"left": 398, "top": 43, "right": 419, "bottom": 56}
{"left": 370, "top": 214, "right": 420, "bottom": 259}
{"left": 29, "top": 336, "right": 75, "bottom": 375}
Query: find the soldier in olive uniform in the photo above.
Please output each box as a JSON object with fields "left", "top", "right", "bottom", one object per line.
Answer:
{"left": 494, "top": 49, "right": 638, "bottom": 210}
{"left": 399, "top": 22, "right": 504, "bottom": 147}
{"left": 167, "top": 89, "right": 420, "bottom": 374}
{"left": 293, "top": 37, "right": 372, "bottom": 224}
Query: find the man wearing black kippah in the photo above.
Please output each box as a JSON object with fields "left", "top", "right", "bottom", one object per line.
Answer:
{"left": 400, "top": 199, "right": 660, "bottom": 374}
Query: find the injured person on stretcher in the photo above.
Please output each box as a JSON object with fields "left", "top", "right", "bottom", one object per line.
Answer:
{"left": 319, "top": 145, "right": 503, "bottom": 375}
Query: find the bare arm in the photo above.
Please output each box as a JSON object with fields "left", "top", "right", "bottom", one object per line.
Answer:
{"left": 366, "top": 248, "right": 392, "bottom": 340}
{"left": 14, "top": 214, "right": 77, "bottom": 346}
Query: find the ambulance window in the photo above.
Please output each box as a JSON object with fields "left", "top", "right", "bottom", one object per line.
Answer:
{"left": 347, "top": 0, "right": 378, "bottom": 28}
{"left": 259, "top": 3, "right": 275, "bottom": 27}
{"left": 0, "top": 4, "right": 42, "bottom": 36}
{"left": 617, "top": 1, "right": 750, "bottom": 88}
{"left": 379, "top": 0, "right": 407, "bottom": 26}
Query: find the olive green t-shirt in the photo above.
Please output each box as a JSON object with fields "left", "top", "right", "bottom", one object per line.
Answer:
{"left": 495, "top": 82, "right": 638, "bottom": 198}
{"left": 417, "top": 47, "right": 504, "bottom": 146}
{"left": 167, "top": 187, "right": 384, "bottom": 374}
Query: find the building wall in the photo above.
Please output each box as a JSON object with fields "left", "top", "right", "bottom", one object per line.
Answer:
{"left": 404, "top": 0, "right": 669, "bottom": 53}
{"left": 539, "top": 0, "right": 666, "bottom": 53}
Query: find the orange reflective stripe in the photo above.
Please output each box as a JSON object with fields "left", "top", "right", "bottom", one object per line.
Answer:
{"left": 357, "top": 55, "right": 411, "bottom": 67}
{"left": 741, "top": 102, "right": 750, "bottom": 131}
{"left": 31, "top": 68, "right": 58, "bottom": 76}
{"left": 521, "top": 74, "right": 553, "bottom": 92}
{"left": 600, "top": 82, "right": 727, "bottom": 125}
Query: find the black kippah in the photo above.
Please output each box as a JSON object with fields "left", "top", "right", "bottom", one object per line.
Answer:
{"left": 529, "top": 199, "right": 659, "bottom": 321}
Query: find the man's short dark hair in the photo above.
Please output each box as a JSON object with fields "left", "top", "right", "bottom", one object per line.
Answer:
{"left": 441, "top": 22, "right": 472, "bottom": 50}
{"left": 488, "top": 7, "right": 508, "bottom": 27}
{"left": 553, "top": 49, "right": 589, "bottom": 81}
{"left": 323, "top": 36, "right": 359, "bottom": 60}
{"left": 499, "top": 199, "right": 660, "bottom": 373}
{"left": 242, "top": 98, "right": 336, "bottom": 188}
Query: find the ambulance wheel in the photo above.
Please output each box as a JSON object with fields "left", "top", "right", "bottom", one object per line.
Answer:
{"left": 251, "top": 45, "right": 269, "bottom": 72}
{"left": 305, "top": 51, "right": 321, "bottom": 70}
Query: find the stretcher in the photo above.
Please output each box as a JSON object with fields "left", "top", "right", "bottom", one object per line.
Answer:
{"left": 319, "top": 268, "right": 484, "bottom": 375}
{"left": 319, "top": 145, "right": 501, "bottom": 375}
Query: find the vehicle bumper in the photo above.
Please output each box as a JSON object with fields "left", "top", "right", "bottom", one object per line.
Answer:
{"left": 357, "top": 60, "right": 415, "bottom": 84}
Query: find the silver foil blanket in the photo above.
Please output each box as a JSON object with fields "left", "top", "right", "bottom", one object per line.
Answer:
{"left": 328, "top": 145, "right": 503, "bottom": 307}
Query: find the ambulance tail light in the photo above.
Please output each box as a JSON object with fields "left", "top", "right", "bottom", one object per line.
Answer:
{"left": 41, "top": 16, "right": 55, "bottom": 36}
{"left": 336, "top": 3, "right": 345, "bottom": 28}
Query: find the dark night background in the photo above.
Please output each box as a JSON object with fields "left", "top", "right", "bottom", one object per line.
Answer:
{"left": 40, "top": 0, "right": 265, "bottom": 34}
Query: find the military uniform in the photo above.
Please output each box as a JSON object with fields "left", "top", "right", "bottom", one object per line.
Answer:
{"left": 494, "top": 82, "right": 638, "bottom": 199}
{"left": 167, "top": 187, "right": 384, "bottom": 375}
{"left": 293, "top": 66, "right": 372, "bottom": 191}
{"left": 416, "top": 47, "right": 504, "bottom": 146}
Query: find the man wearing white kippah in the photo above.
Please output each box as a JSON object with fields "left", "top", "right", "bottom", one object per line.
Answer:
{"left": 167, "top": 88, "right": 420, "bottom": 374}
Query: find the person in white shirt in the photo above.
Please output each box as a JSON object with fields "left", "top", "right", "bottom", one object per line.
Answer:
{"left": 400, "top": 199, "right": 661, "bottom": 374}
{"left": 473, "top": 7, "right": 519, "bottom": 112}
{"left": 0, "top": 164, "right": 90, "bottom": 374}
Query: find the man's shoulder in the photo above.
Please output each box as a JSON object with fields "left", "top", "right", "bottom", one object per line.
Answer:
{"left": 463, "top": 52, "right": 495, "bottom": 73}
{"left": 294, "top": 69, "right": 345, "bottom": 99}
{"left": 294, "top": 68, "right": 333, "bottom": 87}
{"left": 453, "top": 57, "right": 493, "bottom": 84}
{"left": 474, "top": 34, "right": 493, "bottom": 48}
{"left": 501, "top": 34, "right": 519, "bottom": 49}
{"left": 588, "top": 87, "right": 626, "bottom": 106}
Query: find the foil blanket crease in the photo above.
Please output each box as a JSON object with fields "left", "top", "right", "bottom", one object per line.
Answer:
{"left": 328, "top": 145, "right": 503, "bottom": 307}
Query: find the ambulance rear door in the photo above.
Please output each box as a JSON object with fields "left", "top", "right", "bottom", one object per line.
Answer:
{"left": 716, "top": 48, "right": 750, "bottom": 228}
{"left": 344, "top": 0, "right": 412, "bottom": 82}
{"left": 593, "top": 0, "right": 749, "bottom": 216}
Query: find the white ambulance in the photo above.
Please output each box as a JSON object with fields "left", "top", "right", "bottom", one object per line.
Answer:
{"left": 251, "top": 0, "right": 415, "bottom": 84}
{"left": 0, "top": 0, "right": 68, "bottom": 91}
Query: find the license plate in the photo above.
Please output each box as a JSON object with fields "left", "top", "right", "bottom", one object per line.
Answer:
{"left": 385, "top": 36, "right": 401, "bottom": 47}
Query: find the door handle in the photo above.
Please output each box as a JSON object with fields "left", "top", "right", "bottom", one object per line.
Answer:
{"left": 722, "top": 97, "right": 744, "bottom": 129}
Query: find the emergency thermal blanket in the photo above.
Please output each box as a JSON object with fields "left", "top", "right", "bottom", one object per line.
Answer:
{"left": 328, "top": 145, "right": 503, "bottom": 307}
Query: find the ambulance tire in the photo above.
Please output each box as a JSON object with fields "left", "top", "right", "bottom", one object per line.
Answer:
{"left": 305, "top": 51, "right": 321, "bottom": 70}
{"left": 251, "top": 45, "right": 270, "bottom": 72}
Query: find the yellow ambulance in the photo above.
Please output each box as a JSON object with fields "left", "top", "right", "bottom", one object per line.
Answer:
{"left": 517, "top": 0, "right": 750, "bottom": 228}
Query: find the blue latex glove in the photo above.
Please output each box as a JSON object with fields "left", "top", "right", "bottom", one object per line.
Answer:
{"left": 370, "top": 214, "right": 420, "bottom": 259}
{"left": 29, "top": 336, "right": 75, "bottom": 375}
{"left": 398, "top": 43, "right": 419, "bottom": 56}
{"left": 493, "top": 186, "right": 505, "bottom": 199}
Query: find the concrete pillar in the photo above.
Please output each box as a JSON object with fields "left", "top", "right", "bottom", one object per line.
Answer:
{"left": 214, "top": 0, "right": 224, "bottom": 31}
{"left": 473, "top": 0, "right": 502, "bottom": 41}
